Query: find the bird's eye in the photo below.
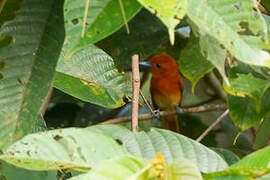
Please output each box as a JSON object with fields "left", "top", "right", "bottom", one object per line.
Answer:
{"left": 156, "top": 64, "right": 161, "bottom": 68}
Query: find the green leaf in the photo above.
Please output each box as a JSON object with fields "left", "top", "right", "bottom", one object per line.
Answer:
{"left": 0, "top": 0, "right": 64, "bottom": 150}
{"left": 63, "top": 0, "right": 141, "bottom": 53}
{"left": 179, "top": 38, "right": 214, "bottom": 93}
{"left": 204, "top": 147, "right": 270, "bottom": 179}
{"left": 187, "top": 0, "right": 270, "bottom": 68}
{"left": 55, "top": 45, "right": 131, "bottom": 109}
{"left": 203, "top": 168, "right": 267, "bottom": 180}
{"left": 32, "top": 114, "right": 47, "bottom": 133}
{"left": 137, "top": 0, "right": 187, "bottom": 45}
{"left": 211, "top": 148, "right": 240, "bottom": 166}
{"left": 0, "top": 128, "right": 128, "bottom": 172}
{"left": 69, "top": 156, "right": 146, "bottom": 180}
{"left": 0, "top": 160, "right": 56, "bottom": 180}
{"left": 111, "top": 9, "right": 168, "bottom": 66}
{"left": 261, "top": 0, "right": 270, "bottom": 12}
{"left": 89, "top": 125, "right": 228, "bottom": 173}
{"left": 231, "top": 146, "right": 270, "bottom": 168}
{"left": 0, "top": 0, "right": 21, "bottom": 27}
{"left": 199, "top": 34, "right": 228, "bottom": 85}
{"left": 165, "top": 158, "right": 203, "bottom": 180}
{"left": 224, "top": 73, "right": 270, "bottom": 112}
{"left": 227, "top": 94, "right": 260, "bottom": 131}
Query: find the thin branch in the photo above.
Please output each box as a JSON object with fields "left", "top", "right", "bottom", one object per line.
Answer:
{"left": 139, "top": 90, "right": 155, "bottom": 116}
{"left": 81, "top": 0, "right": 89, "bottom": 37}
{"left": 132, "top": 54, "right": 140, "bottom": 133}
{"left": 100, "top": 104, "right": 227, "bottom": 125}
{"left": 196, "top": 109, "right": 229, "bottom": 142}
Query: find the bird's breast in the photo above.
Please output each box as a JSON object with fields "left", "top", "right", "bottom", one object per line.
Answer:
{"left": 150, "top": 77, "right": 182, "bottom": 110}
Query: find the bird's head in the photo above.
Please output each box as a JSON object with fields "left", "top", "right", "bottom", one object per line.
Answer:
{"left": 139, "top": 55, "right": 179, "bottom": 78}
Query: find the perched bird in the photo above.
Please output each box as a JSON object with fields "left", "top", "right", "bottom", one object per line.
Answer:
{"left": 140, "top": 55, "right": 184, "bottom": 132}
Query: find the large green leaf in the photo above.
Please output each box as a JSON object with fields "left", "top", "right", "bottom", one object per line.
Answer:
{"left": 89, "top": 125, "right": 228, "bottom": 173}
{"left": 137, "top": 0, "right": 187, "bottom": 44}
{"left": 55, "top": 45, "right": 131, "bottom": 109}
{"left": 70, "top": 156, "right": 203, "bottom": 180}
{"left": 0, "top": 160, "right": 56, "bottom": 180}
{"left": 63, "top": 0, "right": 141, "bottom": 54}
{"left": 0, "top": 0, "right": 64, "bottom": 150}
{"left": 199, "top": 34, "right": 228, "bottom": 84}
{"left": 0, "top": 128, "right": 128, "bottom": 172}
{"left": 179, "top": 38, "right": 214, "bottom": 93}
{"left": 231, "top": 146, "right": 270, "bottom": 168}
{"left": 69, "top": 156, "right": 147, "bottom": 180}
{"left": 165, "top": 158, "right": 203, "bottom": 180}
{"left": 205, "top": 147, "right": 270, "bottom": 179}
{"left": 187, "top": 0, "right": 270, "bottom": 67}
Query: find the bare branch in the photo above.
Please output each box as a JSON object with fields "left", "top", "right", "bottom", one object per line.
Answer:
{"left": 196, "top": 109, "right": 229, "bottom": 142}
{"left": 100, "top": 104, "right": 227, "bottom": 125}
{"left": 131, "top": 54, "right": 140, "bottom": 132}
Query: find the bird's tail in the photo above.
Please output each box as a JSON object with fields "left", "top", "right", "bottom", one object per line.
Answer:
{"left": 162, "top": 113, "right": 179, "bottom": 133}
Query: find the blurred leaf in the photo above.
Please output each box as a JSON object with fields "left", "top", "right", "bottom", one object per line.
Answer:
{"left": 137, "top": 0, "right": 187, "bottom": 44}
{"left": 0, "top": 160, "right": 56, "bottom": 180}
{"left": 55, "top": 45, "right": 131, "bottom": 109}
{"left": 212, "top": 148, "right": 240, "bottom": 166}
{"left": 0, "top": 0, "right": 64, "bottom": 150}
{"left": 220, "top": 118, "right": 253, "bottom": 152}
{"left": 261, "top": 0, "right": 270, "bottom": 12}
{"left": 0, "top": 0, "right": 21, "bottom": 27}
{"left": 165, "top": 158, "right": 203, "bottom": 180}
{"left": 89, "top": 125, "right": 228, "bottom": 173}
{"left": 111, "top": 9, "right": 168, "bottom": 66}
{"left": 187, "top": 0, "right": 270, "bottom": 68}
{"left": 63, "top": 0, "right": 141, "bottom": 54}
{"left": 179, "top": 38, "right": 214, "bottom": 93}
{"left": 254, "top": 112, "right": 270, "bottom": 149}
{"left": 69, "top": 156, "right": 146, "bottom": 180}
{"left": 199, "top": 34, "right": 228, "bottom": 85}
{"left": 74, "top": 104, "right": 112, "bottom": 127}
{"left": 227, "top": 94, "right": 260, "bottom": 131}
{"left": 224, "top": 73, "right": 270, "bottom": 112}
{"left": 0, "top": 128, "right": 128, "bottom": 172}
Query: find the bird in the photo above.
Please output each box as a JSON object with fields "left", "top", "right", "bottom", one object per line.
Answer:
{"left": 139, "top": 55, "right": 184, "bottom": 132}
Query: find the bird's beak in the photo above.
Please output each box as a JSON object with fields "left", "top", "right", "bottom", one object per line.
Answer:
{"left": 139, "top": 61, "right": 152, "bottom": 68}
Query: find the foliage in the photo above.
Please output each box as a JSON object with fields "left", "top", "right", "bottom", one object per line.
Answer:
{"left": 0, "top": 0, "right": 270, "bottom": 179}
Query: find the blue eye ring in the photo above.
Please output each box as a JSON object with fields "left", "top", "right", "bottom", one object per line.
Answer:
{"left": 156, "top": 64, "right": 161, "bottom": 68}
